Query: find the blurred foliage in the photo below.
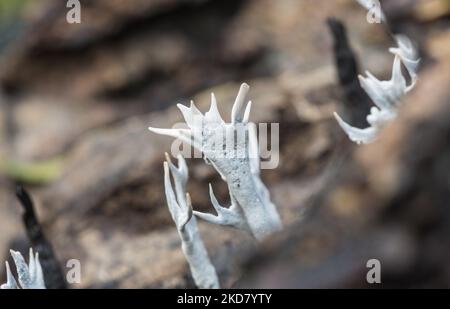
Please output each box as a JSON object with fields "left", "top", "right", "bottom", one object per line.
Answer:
{"left": 0, "top": 0, "right": 29, "bottom": 51}
{"left": 0, "top": 157, "right": 63, "bottom": 184}
{"left": 0, "top": 0, "right": 29, "bottom": 23}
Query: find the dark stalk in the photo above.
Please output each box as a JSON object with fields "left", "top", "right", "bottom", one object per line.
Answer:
{"left": 327, "top": 17, "right": 371, "bottom": 128}
{"left": 16, "top": 185, "right": 67, "bottom": 289}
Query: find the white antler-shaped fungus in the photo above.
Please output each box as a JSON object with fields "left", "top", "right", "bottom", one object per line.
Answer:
{"left": 164, "top": 154, "right": 220, "bottom": 289}
{"left": 150, "top": 83, "right": 282, "bottom": 241}
{"left": 334, "top": 1, "right": 421, "bottom": 144}
{"left": 356, "top": 0, "right": 386, "bottom": 22}
{"left": 1, "top": 248, "right": 46, "bottom": 289}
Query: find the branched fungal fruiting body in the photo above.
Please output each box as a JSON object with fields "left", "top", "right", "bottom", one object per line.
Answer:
{"left": 16, "top": 186, "right": 67, "bottom": 289}
{"left": 389, "top": 35, "right": 421, "bottom": 85}
{"left": 333, "top": 2, "right": 421, "bottom": 145}
{"left": 150, "top": 83, "right": 282, "bottom": 241}
{"left": 1, "top": 248, "right": 46, "bottom": 289}
{"left": 356, "top": 0, "right": 386, "bottom": 22}
{"left": 164, "top": 154, "right": 220, "bottom": 289}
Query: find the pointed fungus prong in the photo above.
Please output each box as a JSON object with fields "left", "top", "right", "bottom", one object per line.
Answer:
{"left": 164, "top": 152, "right": 172, "bottom": 165}
{"left": 205, "top": 92, "right": 224, "bottom": 123}
{"left": 148, "top": 127, "right": 192, "bottom": 145}
{"left": 334, "top": 112, "right": 377, "bottom": 145}
{"left": 28, "top": 248, "right": 35, "bottom": 278}
{"left": 189, "top": 100, "right": 202, "bottom": 116}
{"left": 193, "top": 210, "right": 222, "bottom": 225}
{"left": 176, "top": 154, "right": 189, "bottom": 179}
{"left": 243, "top": 101, "right": 252, "bottom": 123}
{"left": 231, "top": 83, "right": 250, "bottom": 124}
{"left": 2, "top": 261, "right": 18, "bottom": 289}
{"left": 208, "top": 183, "right": 223, "bottom": 214}
{"left": 165, "top": 152, "right": 179, "bottom": 175}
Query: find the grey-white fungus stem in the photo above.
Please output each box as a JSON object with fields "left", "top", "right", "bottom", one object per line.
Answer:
{"left": 164, "top": 155, "right": 219, "bottom": 289}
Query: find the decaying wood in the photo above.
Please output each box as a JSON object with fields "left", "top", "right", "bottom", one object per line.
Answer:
{"left": 237, "top": 53, "right": 450, "bottom": 288}
{"left": 1, "top": 0, "right": 450, "bottom": 288}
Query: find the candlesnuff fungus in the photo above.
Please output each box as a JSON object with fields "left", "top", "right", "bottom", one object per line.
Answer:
{"left": 356, "top": 0, "right": 386, "bottom": 22}
{"left": 149, "top": 83, "right": 282, "bottom": 241}
{"left": 164, "top": 154, "right": 220, "bottom": 289}
{"left": 15, "top": 186, "right": 67, "bottom": 289}
{"left": 152, "top": 83, "right": 282, "bottom": 288}
{"left": 1, "top": 248, "right": 46, "bottom": 289}
{"left": 333, "top": 1, "right": 421, "bottom": 144}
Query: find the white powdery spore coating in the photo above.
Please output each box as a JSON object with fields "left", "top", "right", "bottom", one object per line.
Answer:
{"left": 150, "top": 83, "right": 282, "bottom": 241}
{"left": 1, "top": 248, "right": 46, "bottom": 289}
